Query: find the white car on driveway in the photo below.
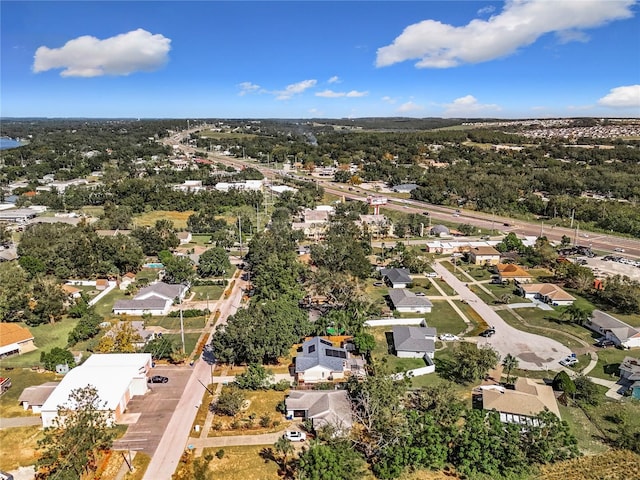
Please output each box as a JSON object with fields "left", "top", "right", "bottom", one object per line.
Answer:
{"left": 284, "top": 431, "right": 306, "bottom": 442}
{"left": 559, "top": 356, "right": 578, "bottom": 367}
{"left": 439, "top": 333, "right": 460, "bottom": 341}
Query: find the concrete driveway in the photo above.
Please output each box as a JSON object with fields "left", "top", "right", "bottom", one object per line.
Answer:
{"left": 112, "top": 365, "right": 193, "bottom": 456}
{"left": 432, "top": 262, "right": 572, "bottom": 371}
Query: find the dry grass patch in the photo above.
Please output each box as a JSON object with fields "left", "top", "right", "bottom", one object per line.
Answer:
{"left": 538, "top": 449, "right": 640, "bottom": 480}
{"left": 0, "top": 425, "right": 42, "bottom": 470}
{"left": 123, "top": 452, "right": 152, "bottom": 480}
{"left": 203, "top": 445, "right": 280, "bottom": 480}
{"left": 133, "top": 210, "right": 195, "bottom": 230}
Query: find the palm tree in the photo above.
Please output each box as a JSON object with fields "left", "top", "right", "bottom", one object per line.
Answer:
{"left": 502, "top": 353, "right": 519, "bottom": 385}
{"left": 274, "top": 436, "right": 294, "bottom": 474}
{"left": 562, "top": 304, "right": 590, "bottom": 326}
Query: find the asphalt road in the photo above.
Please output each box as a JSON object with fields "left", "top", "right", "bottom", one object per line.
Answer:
{"left": 432, "top": 262, "right": 572, "bottom": 371}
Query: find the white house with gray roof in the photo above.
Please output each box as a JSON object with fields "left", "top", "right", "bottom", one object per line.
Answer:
{"left": 392, "top": 325, "right": 437, "bottom": 358}
{"left": 388, "top": 289, "right": 433, "bottom": 313}
{"left": 586, "top": 310, "right": 640, "bottom": 349}
{"left": 113, "top": 281, "right": 188, "bottom": 316}
{"left": 294, "top": 337, "right": 365, "bottom": 384}
{"left": 380, "top": 268, "right": 412, "bottom": 288}
{"left": 285, "top": 390, "right": 353, "bottom": 434}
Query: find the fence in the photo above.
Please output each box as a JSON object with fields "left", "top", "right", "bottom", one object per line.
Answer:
{"left": 364, "top": 318, "right": 425, "bottom": 327}
{"left": 391, "top": 355, "right": 435, "bottom": 380}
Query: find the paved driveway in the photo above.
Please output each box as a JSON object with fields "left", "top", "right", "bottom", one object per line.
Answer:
{"left": 432, "top": 263, "right": 572, "bottom": 371}
{"left": 112, "top": 365, "right": 193, "bottom": 456}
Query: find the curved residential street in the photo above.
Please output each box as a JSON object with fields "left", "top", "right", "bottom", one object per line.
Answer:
{"left": 431, "top": 262, "right": 572, "bottom": 370}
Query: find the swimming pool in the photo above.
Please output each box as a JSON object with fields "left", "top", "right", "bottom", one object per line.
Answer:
{"left": 144, "top": 263, "right": 165, "bottom": 269}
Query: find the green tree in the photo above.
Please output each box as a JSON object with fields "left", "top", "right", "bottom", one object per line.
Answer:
{"left": 449, "top": 343, "right": 500, "bottom": 384}
{"left": 197, "top": 247, "right": 232, "bottom": 278}
{"left": 496, "top": 232, "right": 525, "bottom": 253}
{"left": 144, "top": 335, "right": 177, "bottom": 361}
{"left": 215, "top": 386, "right": 245, "bottom": 416}
{"left": 573, "top": 375, "right": 601, "bottom": 406}
{"left": 297, "top": 441, "right": 368, "bottom": 480}
{"left": 273, "top": 436, "right": 294, "bottom": 475}
{"left": 234, "top": 364, "right": 274, "bottom": 390}
{"left": 37, "top": 386, "right": 115, "bottom": 479}
{"left": 28, "top": 276, "right": 67, "bottom": 325}
{"left": 96, "top": 322, "right": 142, "bottom": 353}
{"left": 561, "top": 304, "right": 591, "bottom": 326}
{"left": 552, "top": 370, "right": 576, "bottom": 404}
{"left": 352, "top": 332, "right": 376, "bottom": 355}
{"left": 41, "top": 347, "right": 76, "bottom": 371}
{"left": 521, "top": 410, "right": 579, "bottom": 464}
{"left": 163, "top": 255, "right": 195, "bottom": 285}
{"left": 67, "top": 312, "right": 102, "bottom": 346}
{"left": 0, "top": 261, "right": 30, "bottom": 322}
{"left": 501, "top": 353, "right": 519, "bottom": 385}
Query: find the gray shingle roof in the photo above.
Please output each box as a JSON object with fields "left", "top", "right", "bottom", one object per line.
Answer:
{"left": 285, "top": 390, "right": 353, "bottom": 431}
{"left": 590, "top": 310, "right": 639, "bottom": 341}
{"left": 136, "top": 282, "right": 186, "bottom": 301}
{"left": 380, "top": 268, "right": 412, "bottom": 285}
{"left": 388, "top": 289, "right": 433, "bottom": 308}
{"left": 295, "top": 337, "right": 348, "bottom": 373}
{"left": 18, "top": 382, "right": 59, "bottom": 406}
{"left": 392, "top": 326, "right": 436, "bottom": 354}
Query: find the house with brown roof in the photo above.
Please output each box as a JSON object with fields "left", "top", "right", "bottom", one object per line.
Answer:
{"left": 95, "top": 279, "right": 109, "bottom": 291}
{"left": 473, "top": 377, "right": 560, "bottom": 425}
{"left": 468, "top": 246, "right": 501, "bottom": 266}
{"left": 496, "top": 264, "right": 532, "bottom": 283}
{"left": 0, "top": 323, "right": 36, "bottom": 358}
{"left": 61, "top": 284, "right": 82, "bottom": 299}
{"left": 517, "top": 284, "right": 575, "bottom": 306}
{"left": 119, "top": 272, "right": 137, "bottom": 291}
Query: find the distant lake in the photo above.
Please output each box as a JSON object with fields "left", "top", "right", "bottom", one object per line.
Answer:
{"left": 0, "top": 137, "right": 24, "bottom": 150}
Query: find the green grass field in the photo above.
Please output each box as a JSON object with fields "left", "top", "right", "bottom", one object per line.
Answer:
{"left": 164, "top": 332, "right": 201, "bottom": 355}
{"left": 191, "top": 285, "right": 225, "bottom": 302}
{"left": 0, "top": 425, "right": 42, "bottom": 470}
{"left": 427, "top": 300, "right": 467, "bottom": 335}
{"left": 369, "top": 327, "right": 428, "bottom": 373}
{"left": 93, "top": 288, "right": 128, "bottom": 319}
{"left": 203, "top": 445, "right": 279, "bottom": 480}
{"left": 558, "top": 404, "right": 609, "bottom": 455}
{"left": 0, "top": 319, "right": 77, "bottom": 368}
{"left": 144, "top": 315, "right": 207, "bottom": 330}
{"left": 0, "top": 367, "right": 58, "bottom": 417}
{"left": 588, "top": 348, "right": 640, "bottom": 381}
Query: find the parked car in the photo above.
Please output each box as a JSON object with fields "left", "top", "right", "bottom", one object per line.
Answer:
{"left": 595, "top": 339, "right": 615, "bottom": 348}
{"left": 415, "top": 292, "right": 426, "bottom": 296}
{"left": 284, "top": 431, "right": 306, "bottom": 442}
{"left": 559, "top": 356, "right": 578, "bottom": 367}
{"left": 479, "top": 328, "right": 495, "bottom": 337}
{"left": 426, "top": 272, "right": 438, "bottom": 278}
{"left": 439, "top": 333, "right": 460, "bottom": 341}
{"left": 148, "top": 375, "right": 169, "bottom": 384}
{"left": 373, "top": 281, "right": 384, "bottom": 287}
{"left": 614, "top": 248, "right": 625, "bottom": 253}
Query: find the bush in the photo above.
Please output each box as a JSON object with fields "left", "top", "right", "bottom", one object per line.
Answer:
{"left": 215, "top": 449, "right": 225, "bottom": 459}
{"left": 168, "top": 309, "right": 206, "bottom": 318}
{"left": 260, "top": 414, "right": 271, "bottom": 428}
{"left": 272, "top": 379, "right": 291, "bottom": 391}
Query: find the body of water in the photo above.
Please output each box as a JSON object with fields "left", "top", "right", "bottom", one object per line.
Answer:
{"left": 0, "top": 137, "right": 24, "bottom": 150}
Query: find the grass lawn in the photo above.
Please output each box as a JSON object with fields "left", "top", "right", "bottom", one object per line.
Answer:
{"left": 589, "top": 348, "right": 640, "bottom": 381}
{"left": 164, "top": 332, "right": 201, "bottom": 355}
{"left": 483, "top": 282, "right": 521, "bottom": 302}
{"left": 582, "top": 398, "right": 640, "bottom": 447}
{"left": 558, "top": 405, "right": 609, "bottom": 454}
{"left": 122, "top": 453, "right": 152, "bottom": 480}
{"left": 191, "top": 285, "right": 225, "bottom": 302}
{"left": 209, "top": 389, "right": 291, "bottom": 437}
{"left": 0, "top": 425, "right": 42, "bottom": 470}
{"left": 0, "top": 368, "right": 58, "bottom": 417}
{"left": 462, "top": 267, "right": 493, "bottom": 281}
{"left": 133, "top": 210, "right": 195, "bottom": 230}
{"left": 79, "top": 205, "right": 104, "bottom": 217}
{"left": 508, "top": 306, "right": 598, "bottom": 346}
{"left": 189, "top": 234, "right": 214, "bottom": 246}
{"left": 468, "top": 285, "right": 496, "bottom": 305}
{"left": 203, "top": 445, "right": 279, "bottom": 480}
{"left": 427, "top": 301, "right": 467, "bottom": 335}
{"left": 136, "top": 268, "right": 159, "bottom": 284}
{"left": 616, "top": 313, "right": 640, "bottom": 327}
{"left": 93, "top": 288, "right": 128, "bottom": 319}
{"left": 369, "top": 327, "right": 427, "bottom": 374}
{"left": 433, "top": 278, "right": 456, "bottom": 296}
{"left": 0, "top": 319, "right": 78, "bottom": 368}
{"left": 144, "top": 315, "right": 206, "bottom": 330}
{"left": 453, "top": 301, "right": 489, "bottom": 335}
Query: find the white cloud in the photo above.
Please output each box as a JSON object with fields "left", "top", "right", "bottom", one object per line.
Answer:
{"left": 443, "top": 95, "right": 501, "bottom": 117}
{"left": 328, "top": 76, "right": 340, "bottom": 84}
{"left": 376, "top": 0, "right": 635, "bottom": 69}
{"left": 597, "top": 85, "right": 640, "bottom": 108}
{"left": 556, "top": 30, "right": 590, "bottom": 44}
{"left": 238, "top": 82, "right": 261, "bottom": 96}
{"left": 316, "top": 89, "right": 368, "bottom": 98}
{"left": 33, "top": 28, "right": 171, "bottom": 77}
{"left": 477, "top": 5, "right": 495, "bottom": 16}
{"left": 275, "top": 79, "right": 317, "bottom": 100}
{"left": 381, "top": 96, "right": 397, "bottom": 104}
{"left": 397, "top": 101, "right": 423, "bottom": 113}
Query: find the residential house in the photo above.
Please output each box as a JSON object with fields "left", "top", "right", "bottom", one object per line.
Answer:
{"left": 285, "top": 390, "right": 353, "bottom": 434}
{"left": 517, "top": 284, "right": 575, "bottom": 306}
{"left": 586, "top": 310, "right": 640, "bottom": 349}
{"left": 392, "top": 184, "right": 418, "bottom": 193}
{"left": 473, "top": 377, "right": 561, "bottom": 425}
{"left": 357, "top": 214, "right": 393, "bottom": 238}
{"left": 40, "top": 353, "right": 152, "bottom": 428}
{"left": 468, "top": 246, "right": 501, "bottom": 266}
{"left": 113, "top": 281, "right": 188, "bottom": 316}
{"left": 0, "top": 323, "right": 36, "bottom": 358}
{"left": 61, "top": 284, "right": 82, "bottom": 300}
{"left": 430, "top": 224, "right": 450, "bottom": 237}
{"left": 119, "top": 272, "right": 137, "bottom": 291}
{"left": 496, "top": 264, "right": 533, "bottom": 283}
{"left": 18, "top": 382, "right": 59, "bottom": 413}
{"left": 177, "top": 231, "right": 192, "bottom": 245}
{"left": 380, "top": 268, "right": 412, "bottom": 288}
{"left": 96, "top": 279, "right": 109, "bottom": 291}
{"left": 388, "top": 289, "right": 433, "bottom": 314}
{"left": 294, "top": 337, "right": 365, "bottom": 385}
{"left": 619, "top": 357, "right": 640, "bottom": 400}
{"left": 392, "top": 325, "right": 437, "bottom": 359}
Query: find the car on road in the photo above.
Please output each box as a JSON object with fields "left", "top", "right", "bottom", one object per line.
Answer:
{"left": 479, "top": 328, "right": 496, "bottom": 337}
{"left": 284, "top": 431, "right": 306, "bottom": 442}
{"left": 614, "top": 248, "right": 625, "bottom": 253}
{"left": 559, "top": 356, "right": 578, "bottom": 367}
{"left": 148, "top": 375, "right": 169, "bottom": 384}
{"left": 439, "top": 333, "right": 460, "bottom": 341}
{"left": 426, "top": 272, "right": 438, "bottom": 278}
{"left": 595, "top": 339, "right": 615, "bottom": 348}
{"left": 422, "top": 211, "right": 430, "bottom": 216}
{"left": 415, "top": 292, "right": 426, "bottom": 296}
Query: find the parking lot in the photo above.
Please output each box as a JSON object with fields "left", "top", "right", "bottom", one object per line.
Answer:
{"left": 586, "top": 257, "right": 640, "bottom": 281}
{"left": 112, "top": 365, "right": 194, "bottom": 456}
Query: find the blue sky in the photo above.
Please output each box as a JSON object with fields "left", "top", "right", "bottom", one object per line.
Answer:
{"left": 2, "top": 1, "right": 639, "bottom": 118}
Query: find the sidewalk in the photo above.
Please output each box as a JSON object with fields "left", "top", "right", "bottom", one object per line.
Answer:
{"left": 0, "top": 416, "right": 41, "bottom": 429}
{"left": 188, "top": 430, "right": 286, "bottom": 449}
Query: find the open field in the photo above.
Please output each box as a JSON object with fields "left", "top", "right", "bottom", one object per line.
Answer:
{"left": 0, "top": 425, "right": 42, "bottom": 470}
{"left": 538, "top": 449, "right": 640, "bottom": 480}
{"left": 164, "top": 332, "right": 201, "bottom": 355}
{"left": 94, "top": 288, "right": 128, "bottom": 318}
{"left": 558, "top": 405, "right": 609, "bottom": 455}
{"left": 0, "top": 319, "right": 77, "bottom": 368}
{"left": 203, "top": 445, "right": 279, "bottom": 480}
{"left": 0, "top": 368, "right": 58, "bottom": 417}
{"left": 133, "top": 210, "right": 195, "bottom": 230}
{"left": 190, "top": 285, "right": 225, "bottom": 302}
{"left": 144, "top": 315, "right": 207, "bottom": 330}
{"left": 427, "top": 301, "right": 467, "bottom": 335}
{"left": 209, "top": 389, "right": 291, "bottom": 437}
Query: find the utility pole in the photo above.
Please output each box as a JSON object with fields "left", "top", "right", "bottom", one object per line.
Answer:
{"left": 570, "top": 209, "right": 575, "bottom": 229}
{"left": 238, "top": 216, "right": 243, "bottom": 254}
{"left": 540, "top": 221, "right": 544, "bottom": 238}
{"left": 180, "top": 294, "right": 185, "bottom": 354}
